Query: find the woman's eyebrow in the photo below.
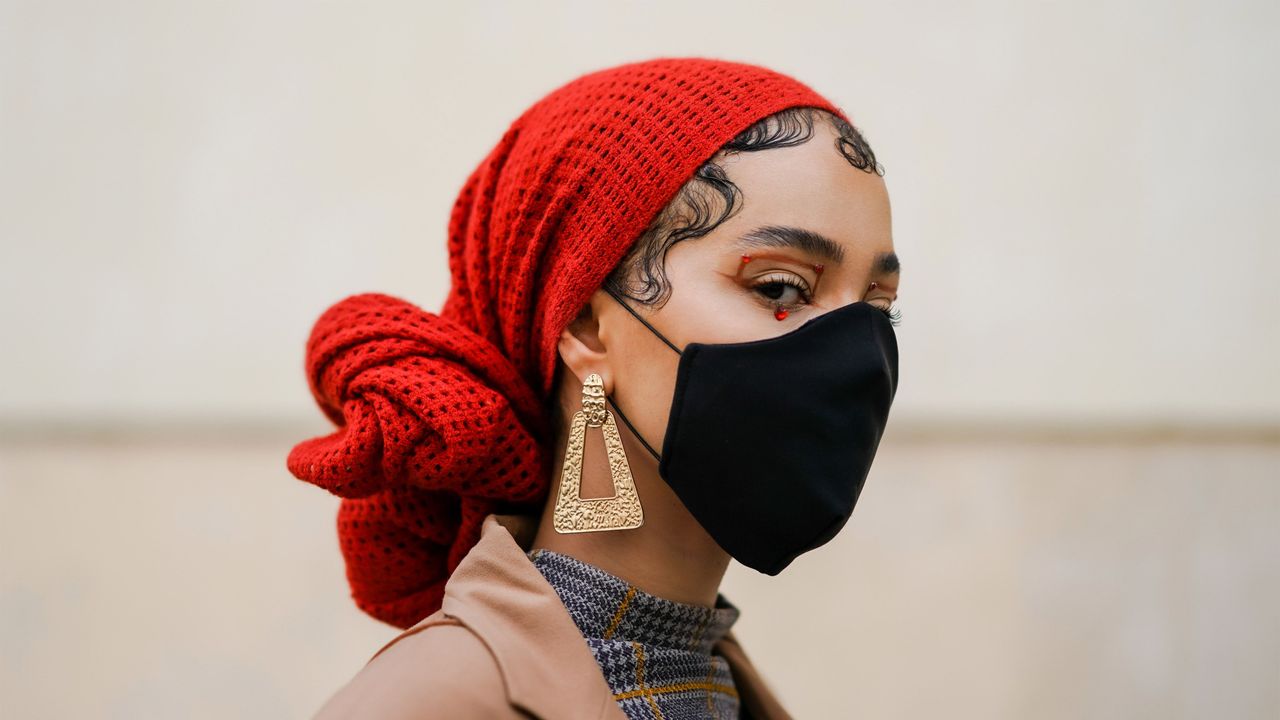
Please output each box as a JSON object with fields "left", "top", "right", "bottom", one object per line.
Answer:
{"left": 874, "top": 250, "right": 901, "bottom": 276}
{"left": 735, "top": 225, "right": 902, "bottom": 275}
{"left": 736, "top": 225, "right": 846, "bottom": 264}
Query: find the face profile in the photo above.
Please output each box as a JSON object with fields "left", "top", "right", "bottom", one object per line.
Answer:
{"left": 546, "top": 107, "right": 902, "bottom": 568}
{"left": 557, "top": 109, "right": 902, "bottom": 486}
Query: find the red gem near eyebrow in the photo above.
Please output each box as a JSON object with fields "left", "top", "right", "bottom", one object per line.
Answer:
{"left": 774, "top": 307, "right": 789, "bottom": 321}
{"left": 813, "top": 264, "right": 825, "bottom": 274}
{"left": 868, "top": 281, "right": 878, "bottom": 290}
{"left": 741, "top": 254, "right": 752, "bottom": 264}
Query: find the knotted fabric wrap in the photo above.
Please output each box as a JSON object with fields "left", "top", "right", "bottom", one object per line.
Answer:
{"left": 287, "top": 294, "right": 550, "bottom": 627}
{"left": 287, "top": 56, "right": 849, "bottom": 628}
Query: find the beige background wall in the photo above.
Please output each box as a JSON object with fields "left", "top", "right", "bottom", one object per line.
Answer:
{"left": 2, "top": 0, "right": 1277, "bottom": 718}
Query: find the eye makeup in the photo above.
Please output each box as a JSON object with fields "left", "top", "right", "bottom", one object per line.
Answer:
{"left": 738, "top": 253, "right": 825, "bottom": 320}
{"left": 736, "top": 254, "right": 902, "bottom": 326}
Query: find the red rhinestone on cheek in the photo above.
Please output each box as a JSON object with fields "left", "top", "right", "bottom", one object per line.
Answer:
{"left": 774, "top": 307, "right": 789, "bottom": 321}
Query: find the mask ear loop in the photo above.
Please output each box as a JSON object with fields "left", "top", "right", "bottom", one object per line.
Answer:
{"left": 597, "top": 286, "right": 680, "bottom": 463}
{"left": 601, "top": 285, "right": 683, "bottom": 355}
{"left": 606, "top": 395, "right": 662, "bottom": 463}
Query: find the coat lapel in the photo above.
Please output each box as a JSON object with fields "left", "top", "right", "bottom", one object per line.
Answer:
{"left": 435, "top": 514, "right": 625, "bottom": 720}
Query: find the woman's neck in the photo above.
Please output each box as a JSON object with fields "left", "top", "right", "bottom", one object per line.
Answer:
{"left": 530, "top": 448, "right": 730, "bottom": 608}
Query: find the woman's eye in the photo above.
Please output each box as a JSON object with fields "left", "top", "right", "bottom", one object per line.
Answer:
{"left": 751, "top": 275, "right": 812, "bottom": 307}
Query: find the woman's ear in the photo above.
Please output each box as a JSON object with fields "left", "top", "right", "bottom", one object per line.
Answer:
{"left": 557, "top": 292, "right": 613, "bottom": 391}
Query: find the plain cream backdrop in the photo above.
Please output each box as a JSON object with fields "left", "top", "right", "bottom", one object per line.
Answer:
{"left": 1, "top": 1, "right": 1277, "bottom": 718}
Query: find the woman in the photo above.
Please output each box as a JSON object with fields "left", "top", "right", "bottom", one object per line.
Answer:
{"left": 288, "top": 56, "right": 901, "bottom": 719}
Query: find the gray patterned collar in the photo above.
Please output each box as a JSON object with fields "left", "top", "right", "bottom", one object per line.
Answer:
{"left": 527, "top": 548, "right": 743, "bottom": 719}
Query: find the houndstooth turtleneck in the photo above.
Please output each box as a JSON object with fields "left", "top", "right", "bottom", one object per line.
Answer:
{"left": 528, "top": 548, "right": 742, "bottom": 719}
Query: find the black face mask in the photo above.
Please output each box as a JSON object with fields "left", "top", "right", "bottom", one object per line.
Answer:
{"left": 601, "top": 286, "right": 900, "bottom": 575}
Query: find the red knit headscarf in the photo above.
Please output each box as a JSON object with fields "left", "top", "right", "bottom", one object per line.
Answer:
{"left": 287, "top": 57, "right": 849, "bottom": 628}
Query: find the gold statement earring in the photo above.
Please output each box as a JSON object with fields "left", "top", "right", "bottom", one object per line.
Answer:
{"left": 552, "top": 372, "right": 644, "bottom": 533}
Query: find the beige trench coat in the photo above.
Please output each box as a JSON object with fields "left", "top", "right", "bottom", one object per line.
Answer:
{"left": 313, "top": 513, "right": 793, "bottom": 719}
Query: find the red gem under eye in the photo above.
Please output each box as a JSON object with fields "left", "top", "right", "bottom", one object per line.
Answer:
{"left": 774, "top": 307, "right": 789, "bottom": 321}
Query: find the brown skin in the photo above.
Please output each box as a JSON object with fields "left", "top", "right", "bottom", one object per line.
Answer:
{"left": 530, "top": 115, "right": 901, "bottom": 607}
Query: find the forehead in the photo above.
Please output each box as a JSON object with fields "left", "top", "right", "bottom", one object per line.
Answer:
{"left": 713, "top": 122, "right": 893, "bottom": 262}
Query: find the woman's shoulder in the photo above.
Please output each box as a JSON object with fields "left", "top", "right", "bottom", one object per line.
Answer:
{"left": 312, "top": 616, "right": 523, "bottom": 719}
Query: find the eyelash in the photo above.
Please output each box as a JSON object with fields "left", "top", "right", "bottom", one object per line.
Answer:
{"left": 879, "top": 305, "right": 903, "bottom": 327}
{"left": 750, "top": 275, "right": 903, "bottom": 327}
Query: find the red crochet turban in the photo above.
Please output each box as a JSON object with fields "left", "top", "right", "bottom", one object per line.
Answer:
{"left": 287, "top": 56, "right": 849, "bottom": 628}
